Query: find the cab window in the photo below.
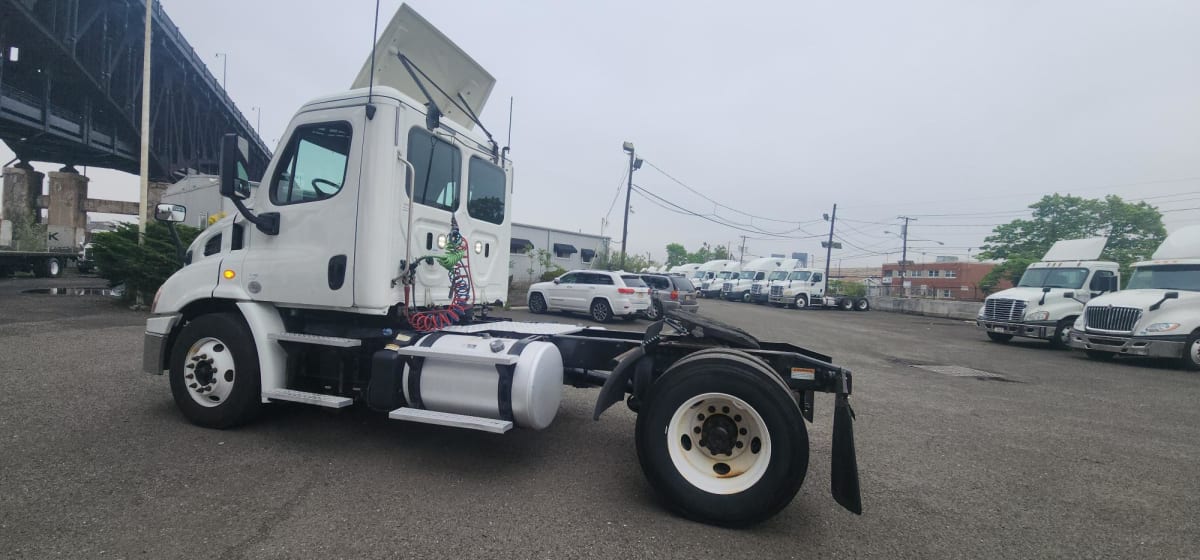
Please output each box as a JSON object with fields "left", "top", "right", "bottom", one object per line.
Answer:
{"left": 408, "top": 127, "right": 461, "bottom": 211}
{"left": 467, "top": 157, "right": 506, "bottom": 224}
{"left": 271, "top": 122, "right": 352, "bottom": 205}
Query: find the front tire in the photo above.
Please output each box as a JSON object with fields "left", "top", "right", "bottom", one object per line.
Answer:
{"left": 635, "top": 350, "right": 808, "bottom": 527}
{"left": 1180, "top": 332, "right": 1200, "bottom": 371}
{"left": 1049, "top": 320, "right": 1072, "bottom": 349}
{"left": 590, "top": 299, "right": 613, "bottom": 323}
{"left": 793, "top": 295, "right": 808, "bottom": 310}
{"left": 528, "top": 292, "right": 548, "bottom": 314}
{"left": 987, "top": 332, "right": 1013, "bottom": 343}
{"left": 168, "top": 313, "right": 262, "bottom": 429}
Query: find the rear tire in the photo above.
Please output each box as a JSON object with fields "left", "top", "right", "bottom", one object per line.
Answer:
{"left": 34, "top": 257, "right": 62, "bottom": 278}
{"left": 635, "top": 350, "right": 808, "bottom": 527}
{"left": 853, "top": 298, "right": 870, "bottom": 312}
{"left": 987, "top": 332, "right": 1013, "bottom": 343}
{"left": 644, "top": 301, "right": 662, "bottom": 320}
{"left": 1180, "top": 332, "right": 1200, "bottom": 371}
{"left": 590, "top": 299, "right": 613, "bottom": 323}
{"left": 837, "top": 298, "right": 853, "bottom": 311}
{"left": 528, "top": 292, "right": 547, "bottom": 314}
{"left": 168, "top": 313, "right": 262, "bottom": 429}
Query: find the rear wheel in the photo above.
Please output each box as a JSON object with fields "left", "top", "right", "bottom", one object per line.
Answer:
{"left": 590, "top": 299, "right": 613, "bottom": 323}
{"left": 34, "top": 257, "right": 62, "bottom": 278}
{"left": 987, "top": 332, "right": 1013, "bottom": 343}
{"left": 853, "top": 298, "right": 870, "bottom": 311}
{"left": 528, "top": 292, "right": 547, "bottom": 314}
{"left": 635, "top": 350, "right": 808, "bottom": 527}
{"left": 1180, "top": 332, "right": 1200, "bottom": 371}
{"left": 168, "top": 313, "right": 262, "bottom": 429}
{"left": 644, "top": 301, "right": 662, "bottom": 320}
{"left": 837, "top": 298, "right": 853, "bottom": 311}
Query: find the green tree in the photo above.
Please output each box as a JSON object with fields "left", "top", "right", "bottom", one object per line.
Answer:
{"left": 977, "top": 194, "right": 1166, "bottom": 287}
{"left": 665, "top": 243, "right": 689, "bottom": 267}
{"left": 91, "top": 222, "right": 200, "bottom": 302}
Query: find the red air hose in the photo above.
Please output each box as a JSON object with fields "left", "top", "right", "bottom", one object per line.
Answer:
{"left": 409, "top": 235, "right": 475, "bottom": 332}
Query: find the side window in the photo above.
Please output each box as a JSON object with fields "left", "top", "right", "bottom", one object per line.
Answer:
{"left": 467, "top": 157, "right": 506, "bottom": 225}
{"left": 812, "top": 273, "right": 823, "bottom": 283}
{"left": 558, "top": 273, "right": 578, "bottom": 284}
{"left": 594, "top": 274, "right": 614, "bottom": 286}
{"left": 1090, "top": 270, "right": 1115, "bottom": 291}
{"left": 408, "top": 127, "right": 461, "bottom": 211}
{"left": 203, "top": 234, "right": 223, "bottom": 257}
{"left": 271, "top": 122, "right": 352, "bottom": 205}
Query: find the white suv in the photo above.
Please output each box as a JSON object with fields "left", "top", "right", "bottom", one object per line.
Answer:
{"left": 527, "top": 270, "right": 652, "bottom": 323}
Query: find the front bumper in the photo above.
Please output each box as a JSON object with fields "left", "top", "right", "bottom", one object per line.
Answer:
{"left": 1067, "top": 329, "right": 1187, "bottom": 358}
{"left": 724, "top": 290, "right": 750, "bottom": 301}
{"left": 769, "top": 294, "right": 797, "bottom": 305}
{"left": 142, "top": 314, "right": 181, "bottom": 375}
{"left": 975, "top": 319, "right": 1057, "bottom": 339}
{"left": 750, "top": 293, "right": 770, "bottom": 303}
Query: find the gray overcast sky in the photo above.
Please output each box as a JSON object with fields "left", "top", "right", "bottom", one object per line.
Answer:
{"left": 4, "top": 0, "right": 1199, "bottom": 267}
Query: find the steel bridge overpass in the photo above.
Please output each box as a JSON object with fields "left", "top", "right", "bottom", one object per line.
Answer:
{"left": 0, "top": 0, "right": 270, "bottom": 182}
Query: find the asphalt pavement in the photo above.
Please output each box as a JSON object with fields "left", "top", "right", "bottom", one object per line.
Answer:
{"left": 1, "top": 277, "right": 1197, "bottom": 559}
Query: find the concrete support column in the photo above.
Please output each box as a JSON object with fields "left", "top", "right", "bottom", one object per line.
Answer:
{"left": 2, "top": 166, "right": 45, "bottom": 223}
{"left": 145, "top": 181, "right": 169, "bottom": 224}
{"left": 47, "top": 170, "right": 89, "bottom": 250}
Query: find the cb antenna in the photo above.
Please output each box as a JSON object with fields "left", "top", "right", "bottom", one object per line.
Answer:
{"left": 501, "top": 96, "right": 513, "bottom": 165}
{"left": 365, "top": 0, "right": 381, "bottom": 119}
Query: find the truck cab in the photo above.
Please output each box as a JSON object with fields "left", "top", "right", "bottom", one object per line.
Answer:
{"left": 768, "top": 268, "right": 826, "bottom": 308}
{"left": 977, "top": 237, "right": 1119, "bottom": 348}
{"left": 1069, "top": 225, "right": 1200, "bottom": 369}
{"left": 723, "top": 257, "right": 781, "bottom": 302}
{"left": 699, "top": 262, "right": 739, "bottom": 298}
{"left": 750, "top": 258, "right": 799, "bottom": 303}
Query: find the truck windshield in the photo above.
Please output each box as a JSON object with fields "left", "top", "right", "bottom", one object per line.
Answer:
{"left": 691, "top": 271, "right": 705, "bottom": 279}
{"left": 788, "top": 271, "right": 812, "bottom": 281}
{"left": 767, "top": 271, "right": 787, "bottom": 281}
{"left": 753, "top": 272, "right": 766, "bottom": 281}
{"left": 1017, "top": 267, "right": 1088, "bottom": 289}
{"left": 1126, "top": 264, "right": 1200, "bottom": 291}
{"left": 717, "top": 271, "right": 732, "bottom": 280}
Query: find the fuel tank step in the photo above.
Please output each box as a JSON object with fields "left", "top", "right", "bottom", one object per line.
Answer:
{"left": 388, "top": 407, "right": 513, "bottom": 434}
{"left": 269, "top": 332, "right": 362, "bottom": 347}
{"left": 262, "top": 388, "right": 353, "bottom": 408}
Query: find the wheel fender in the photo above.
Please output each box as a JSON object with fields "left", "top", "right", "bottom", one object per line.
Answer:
{"left": 154, "top": 257, "right": 222, "bottom": 314}
{"left": 593, "top": 346, "right": 645, "bottom": 420}
{"left": 235, "top": 301, "right": 287, "bottom": 400}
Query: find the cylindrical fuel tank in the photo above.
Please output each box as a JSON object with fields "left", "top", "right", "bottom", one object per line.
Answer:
{"left": 402, "top": 334, "right": 563, "bottom": 430}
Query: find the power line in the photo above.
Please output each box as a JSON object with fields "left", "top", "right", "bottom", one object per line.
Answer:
{"left": 838, "top": 176, "right": 1200, "bottom": 210}
{"left": 631, "top": 185, "right": 827, "bottom": 240}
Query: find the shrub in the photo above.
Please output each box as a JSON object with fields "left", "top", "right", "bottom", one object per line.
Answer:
{"left": 91, "top": 222, "right": 199, "bottom": 302}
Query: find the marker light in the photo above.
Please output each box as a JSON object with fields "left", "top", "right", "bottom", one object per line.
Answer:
{"left": 223, "top": 269, "right": 236, "bottom": 280}
{"left": 474, "top": 241, "right": 483, "bottom": 254}
{"left": 436, "top": 234, "right": 447, "bottom": 249}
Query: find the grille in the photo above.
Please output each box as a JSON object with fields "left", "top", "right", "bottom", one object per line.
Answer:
{"left": 770, "top": 285, "right": 783, "bottom": 296}
{"left": 983, "top": 298, "right": 1026, "bottom": 322}
{"left": 751, "top": 284, "right": 763, "bottom": 295}
{"left": 1086, "top": 306, "right": 1141, "bottom": 333}
{"left": 722, "top": 282, "right": 732, "bottom": 292}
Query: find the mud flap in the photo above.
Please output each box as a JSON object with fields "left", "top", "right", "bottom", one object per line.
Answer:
{"left": 593, "top": 321, "right": 664, "bottom": 420}
{"left": 831, "top": 393, "right": 862, "bottom": 514}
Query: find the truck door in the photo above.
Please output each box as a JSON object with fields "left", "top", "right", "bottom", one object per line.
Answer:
{"left": 242, "top": 114, "right": 361, "bottom": 308}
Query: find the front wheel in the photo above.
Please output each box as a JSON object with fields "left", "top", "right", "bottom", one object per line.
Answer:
{"left": 1049, "top": 320, "right": 1072, "bottom": 349}
{"left": 1180, "top": 332, "right": 1200, "bottom": 371}
{"left": 792, "top": 295, "right": 808, "bottom": 310}
{"left": 635, "top": 350, "right": 808, "bottom": 527}
{"left": 168, "top": 313, "right": 262, "bottom": 429}
{"left": 528, "top": 292, "right": 548, "bottom": 314}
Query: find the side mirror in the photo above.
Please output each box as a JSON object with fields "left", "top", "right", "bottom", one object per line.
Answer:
{"left": 1106, "top": 276, "right": 1119, "bottom": 292}
{"left": 154, "top": 203, "right": 186, "bottom": 223}
{"left": 1165, "top": 291, "right": 1179, "bottom": 300}
{"left": 553, "top": 278, "right": 560, "bottom": 284}
{"left": 1149, "top": 291, "right": 1179, "bottom": 311}
{"left": 219, "top": 133, "right": 252, "bottom": 201}
{"left": 1041, "top": 287, "right": 1052, "bottom": 293}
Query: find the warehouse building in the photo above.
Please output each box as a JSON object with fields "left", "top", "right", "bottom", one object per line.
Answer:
{"left": 509, "top": 223, "right": 609, "bottom": 285}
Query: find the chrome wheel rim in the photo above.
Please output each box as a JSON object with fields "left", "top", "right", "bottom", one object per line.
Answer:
{"left": 183, "top": 337, "right": 236, "bottom": 408}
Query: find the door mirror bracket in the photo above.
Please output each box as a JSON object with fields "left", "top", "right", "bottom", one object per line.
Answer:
{"left": 220, "top": 133, "right": 279, "bottom": 235}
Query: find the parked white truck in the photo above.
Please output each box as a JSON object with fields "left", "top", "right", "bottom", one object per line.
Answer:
{"left": 138, "top": 4, "right": 861, "bottom": 527}
{"left": 976, "top": 237, "right": 1119, "bottom": 348}
{"left": 688, "top": 259, "right": 733, "bottom": 291}
{"left": 1068, "top": 226, "right": 1200, "bottom": 369}
{"left": 698, "top": 261, "right": 739, "bottom": 298}
{"left": 722, "top": 257, "right": 783, "bottom": 302}
{"left": 767, "top": 268, "right": 825, "bottom": 308}
{"left": 749, "top": 259, "right": 799, "bottom": 303}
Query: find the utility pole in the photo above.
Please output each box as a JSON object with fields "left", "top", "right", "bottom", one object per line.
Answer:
{"left": 823, "top": 204, "right": 837, "bottom": 296}
{"left": 138, "top": 0, "right": 153, "bottom": 243}
{"left": 898, "top": 216, "right": 915, "bottom": 296}
{"left": 738, "top": 235, "right": 747, "bottom": 264}
{"left": 619, "top": 142, "right": 641, "bottom": 270}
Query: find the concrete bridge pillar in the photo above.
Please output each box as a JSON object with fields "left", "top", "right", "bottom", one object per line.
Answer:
{"left": 2, "top": 165, "right": 45, "bottom": 223}
{"left": 146, "top": 181, "right": 170, "bottom": 224}
{"left": 46, "top": 170, "right": 89, "bottom": 250}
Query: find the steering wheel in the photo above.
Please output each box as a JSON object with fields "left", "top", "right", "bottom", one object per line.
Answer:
{"left": 311, "top": 178, "right": 339, "bottom": 197}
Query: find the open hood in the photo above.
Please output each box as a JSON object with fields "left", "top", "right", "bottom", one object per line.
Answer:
{"left": 351, "top": 4, "right": 495, "bottom": 130}
{"left": 1042, "top": 237, "right": 1108, "bottom": 262}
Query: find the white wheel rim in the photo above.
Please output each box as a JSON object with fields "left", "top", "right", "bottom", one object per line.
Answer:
{"left": 666, "top": 392, "right": 772, "bottom": 495}
{"left": 183, "top": 337, "right": 236, "bottom": 408}
{"left": 49, "top": 260, "right": 60, "bottom": 276}
{"left": 1190, "top": 339, "right": 1200, "bottom": 365}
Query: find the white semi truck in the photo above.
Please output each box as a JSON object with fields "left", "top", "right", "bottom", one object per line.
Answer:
{"left": 722, "top": 257, "right": 782, "bottom": 302}
{"left": 767, "top": 268, "right": 825, "bottom": 307}
{"left": 698, "top": 261, "right": 739, "bottom": 298}
{"left": 139, "top": 5, "right": 861, "bottom": 527}
{"left": 1068, "top": 226, "right": 1200, "bottom": 369}
{"left": 749, "top": 259, "right": 799, "bottom": 303}
{"left": 976, "top": 238, "right": 1119, "bottom": 348}
{"left": 668, "top": 263, "right": 701, "bottom": 277}
{"left": 687, "top": 259, "right": 733, "bottom": 294}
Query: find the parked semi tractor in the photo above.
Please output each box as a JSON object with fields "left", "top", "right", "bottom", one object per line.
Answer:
{"left": 767, "top": 268, "right": 825, "bottom": 308}
{"left": 688, "top": 259, "right": 734, "bottom": 293}
{"left": 699, "top": 261, "right": 739, "bottom": 298}
{"left": 1069, "top": 226, "right": 1200, "bottom": 369}
{"left": 668, "top": 263, "right": 701, "bottom": 277}
{"left": 139, "top": 4, "right": 861, "bottom": 527}
{"left": 977, "top": 238, "right": 1119, "bottom": 348}
{"left": 723, "top": 257, "right": 783, "bottom": 302}
{"left": 750, "top": 259, "right": 799, "bottom": 303}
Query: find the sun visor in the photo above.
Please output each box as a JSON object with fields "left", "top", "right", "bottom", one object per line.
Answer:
{"left": 1041, "top": 237, "right": 1108, "bottom": 261}
{"left": 351, "top": 4, "right": 495, "bottom": 130}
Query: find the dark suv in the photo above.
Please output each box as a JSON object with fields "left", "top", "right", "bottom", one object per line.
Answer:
{"left": 639, "top": 274, "right": 700, "bottom": 320}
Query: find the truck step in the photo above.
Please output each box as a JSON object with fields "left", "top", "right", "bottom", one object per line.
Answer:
{"left": 388, "top": 407, "right": 513, "bottom": 434}
{"left": 269, "top": 332, "right": 362, "bottom": 347}
{"left": 262, "top": 388, "right": 353, "bottom": 408}
{"left": 394, "top": 345, "right": 519, "bottom": 366}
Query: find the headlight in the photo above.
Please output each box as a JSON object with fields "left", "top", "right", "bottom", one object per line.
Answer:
{"left": 977, "top": 305, "right": 986, "bottom": 317}
{"left": 1026, "top": 310, "right": 1050, "bottom": 321}
{"left": 1143, "top": 323, "right": 1181, "bottom": 333}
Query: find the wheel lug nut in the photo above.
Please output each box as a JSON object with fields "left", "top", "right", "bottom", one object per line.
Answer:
{"left": 735, "top": 441, "right": 744, "bottom": 448}
{"left": 185, "top": 374, "right": 194, "bottom": 379}
{"left": 189, "top": 383, "right": 197, "bottom": 389}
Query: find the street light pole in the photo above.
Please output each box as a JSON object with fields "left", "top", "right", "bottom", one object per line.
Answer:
{"left": 137, "top": 0, "right": 153, "bottom": 244}
{"left": 251, "top": 106, "right": 261, "bottom": 133}
{"left": 215, "top": 52, "right": 228, "bottom": 90}
{"left": 619, "top": 141, "right": 640, "bottom": 270}
{"left": 898, "top": 216, "right": 915, "bottom": 296}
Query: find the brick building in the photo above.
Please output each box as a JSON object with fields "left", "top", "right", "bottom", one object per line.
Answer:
{"left": 879, "top": 259, "right": 1010, "bottom": 301}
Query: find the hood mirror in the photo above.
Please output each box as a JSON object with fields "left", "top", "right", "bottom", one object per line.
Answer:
{"left": 1150, "top": 291, "right": 1179, "bottom": 311}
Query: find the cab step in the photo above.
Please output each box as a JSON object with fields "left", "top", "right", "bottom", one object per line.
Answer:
{"left": 269, "top": 332, "right": 362, "bottom": 347}
{"left": 388, "top": 407, "right": 513, "bottom": 434}
{"left": 262, "top": 388, "right": 353, "bottom": 408}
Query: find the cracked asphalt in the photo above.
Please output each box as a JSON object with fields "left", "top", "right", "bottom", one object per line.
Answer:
{"left": 1, "top": 276, "right": 1197, "bottom": 558}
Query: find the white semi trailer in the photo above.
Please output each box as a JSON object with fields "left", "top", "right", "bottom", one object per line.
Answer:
{"left": 1069, "top": 226, "right": 1200, "bottom": 369}
{"left": 140, "top": 5, "right": 861, "bottom": 527}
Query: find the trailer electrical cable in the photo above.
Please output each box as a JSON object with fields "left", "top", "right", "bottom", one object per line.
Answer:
{"left": 408, "top": 218, "right": 476, "bottom": 332}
